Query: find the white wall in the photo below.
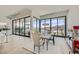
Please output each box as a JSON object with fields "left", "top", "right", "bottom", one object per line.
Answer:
{"left": 8, "top": 8, "right": 32, "bottom": 19}
{"left": 67, "top": 6, "right": 79, "bottom": 29}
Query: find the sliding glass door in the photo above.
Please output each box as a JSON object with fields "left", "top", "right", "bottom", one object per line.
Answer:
{"left": 12, "top": 16, "right": 31, "bottom": 37}
{"left": 12, "top": 20, "right": 16, "bottom": 34}
{"left": 37, "top": 20, "right": 39, "bottom": 32}
{"left": 39, "top": 16, "right": 66, "bottom": 36}
{"left": 32, "top": 18, "right": 37, "bottom": 31}
{"left": 51, "top": 18, "right": 58, "bottom": 35}
{"left": 25, "top": 17, "right": 30, "bottom": 36}
{"left": 12, "top": 16, "right": 66, "bottom": 37}
{"left": 40, "top": 19, "right": 50, "bottom": 35}
{"left": 20, "top": 18, "right": 24, "bottom": 35}
{"left": 58, "top": 17, "right": 65, "bottom": 36}
{"left": 15, "top": 19, "right": 20, "bottom": 35}
{"left": 41, "top": 20, "right": 46, "bottom": 34}
{"left": 45, "top": 19, "right": 50, "bottom": 34}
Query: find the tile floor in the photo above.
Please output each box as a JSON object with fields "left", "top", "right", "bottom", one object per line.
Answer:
{"left": 0, "top": 34, "right": 71, "bottom": 54}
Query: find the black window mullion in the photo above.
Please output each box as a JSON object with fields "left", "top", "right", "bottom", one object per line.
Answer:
{"left": 24, "top": 18, "right": 25, "bottom": 36}
{"left": 39, "top": 20, "right": 41, "bottom": 32}
{"left": 44, "top": 19, "right": 46, "bottom": 32}
{"left": 23, "top": 18, "right": 25, "bottom": 35}
{"left": 14, "top": 20, "right": 16, "bottom": 34}
{"left": 12, "top": 20, "right": 14, "bottom": 34}
{"left": 50, "top": 18, "right": 51, "bottom": 33}
{"left": 15, "top": 20, "right": 16, "bottom": 35}
{"left": 36, "top": 19, "right": 37, "bottom": 31}
{"left": 57, "top": 18, "right": 58, "bottom": 35}
{"left": 37, "top": 20, "right": 39, "bottom": 32}
{"left": 19, "top": 19, "right": 21, "bottom": 35}
{"left": 65, "top": 16, "right": 67, "bottom": 36}
{"left": 19, "top": 19, "right": 20, "bottom": 35}
{"left": 14, "top": 20, "right": 15, "bottom": 34}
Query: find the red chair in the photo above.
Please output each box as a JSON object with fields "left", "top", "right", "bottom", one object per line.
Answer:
{"left": 73, "top": 40, "right": 79, "bottom": 54}
{"left": 72, "top": 26, "right": 79, "bottom": 54}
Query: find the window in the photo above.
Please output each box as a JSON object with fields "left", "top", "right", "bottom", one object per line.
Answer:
{"left": 12, "top": 20, "right": 16, "bottom": 34}
{"left": 37, "top": 20, "right": 39, "bottom": 32}
{"left": 15, "top": 19, "right": 20, "bottom": 35}
{"left": 45, "top": 19, "right": 50, "bottom": 34}
{"left": 12, "top": 16, "right": 66, "bottom": 37}
{"left": 32, "top": 18, "right": 36, "bottom": 30}
{"left": 12, "top": 16, "right": 37, "bottom": 37}
{"left": 41, "top": 20, "right": 46, "bottom": 34}
{"left": 51, "top": 18, "right": 58, "bottom": 35}
{"left": 25, "top": 17, "right": 30, "bottom": 36}
{"left": 12, "top": 16, "right": 31, "bottom": 37}
{"left": 20, "top": 18, "right": 24, "bottom": 35}
{"left": 58, "top": 17, "right": 65, "bottom": 36}
{"left": 39, "top": 16, "right": 66, "bottom": 36}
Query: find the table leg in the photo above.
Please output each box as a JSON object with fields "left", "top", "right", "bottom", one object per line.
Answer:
{"left": 53, "top": 37, "right": 55, "bottom": 45}
{"left": 42, "top": 38, "right": 45, "bottom": 48}
{"left": 46, "top": 39, "right": 49, "bottom": 50}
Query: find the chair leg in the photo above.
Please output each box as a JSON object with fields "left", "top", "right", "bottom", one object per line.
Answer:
{"left": 42, "top": 39, "right": 45, "bottom": 49}
{"left": 42, "top": 42, "right": 45, "bottom": 48}
{"left": 69, "top": 50, "right": 71, "bottom": 54}
{"left": 46, "top": 40, "right": 49, "bottom": 50}
{"left": 73, "top": 48, "right": 75, "bottom": 54}
{"left": 38, "top": 46, "right": 40, "bottom": 54}
{"left": 34, "top": 45, "right": 35, "bottom": 52}
{"left": 52, "top": 37, "right": 55, "bottom": 45}
{"left": 43, "top": 43, "right": 44, "bottom": 48}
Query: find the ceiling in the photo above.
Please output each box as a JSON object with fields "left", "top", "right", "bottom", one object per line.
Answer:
{"left": 0, "top": 5, "right": 78, "bottom": 23}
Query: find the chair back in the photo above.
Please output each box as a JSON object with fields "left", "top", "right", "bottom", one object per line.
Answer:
{"left": 31, "top": 31, "right": 40, "bottom": 46}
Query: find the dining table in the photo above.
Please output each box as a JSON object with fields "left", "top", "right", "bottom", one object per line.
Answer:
{"left": 41, "top": 34, "right": 55, "bottom": 50}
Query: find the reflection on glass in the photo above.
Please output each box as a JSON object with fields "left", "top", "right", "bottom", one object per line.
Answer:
{"left": 32, "top": 18, "right": 36, "bottom": 30}
{"left": 12, "top": 16, "right": 66, "bottom": 37}
{"left": 12, "top": 16, "right": 31, "bottom": 37}
{"left": 20, "top": 19, "right": 24, "bottom": 35}
{"left": 13, "top": 20, "right": 15, "bottom": 34}
{"left": 15, "top": 20, "right": 19, "bottom": 34}
{"left": 45, "top": 19, "right": 50, "bottom": 34}
{"left": 41, "top": 20, "right": 46, "bottom": 34}
{"left": 51, "top": 18, "right": 57, "bottom": 35}
{"left": 37, "top": 20, "right": 39, "bottom": 32}
{"left": 25, "top": 17, "right": 30, "bottom": 36}
{"left": 58, "top": 17, "right": 65, "bottom": 36}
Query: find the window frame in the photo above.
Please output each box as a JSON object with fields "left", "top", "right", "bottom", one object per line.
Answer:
{"left": 39, "top": 16, "right": 67, "bottom": 37}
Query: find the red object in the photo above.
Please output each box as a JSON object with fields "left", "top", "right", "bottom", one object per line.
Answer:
{"left": 73, "top": 40, "right": 79, "bottom": 49}
{"left": 73, "top": 26, "right": 79, "bottom": 29}
{"left": 72, "top": 26, "right": 79, "bottom": 53}
{"left": 73, "top": 40, "right": 79, "bottom": 53}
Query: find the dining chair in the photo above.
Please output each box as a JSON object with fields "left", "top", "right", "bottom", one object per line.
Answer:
{"left": 31, "top": 31, "right": 45, "bottom": 53}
